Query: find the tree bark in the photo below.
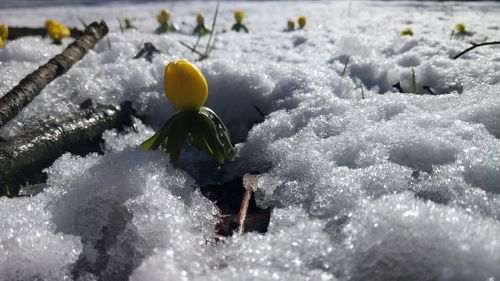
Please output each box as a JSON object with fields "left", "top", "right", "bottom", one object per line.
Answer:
{"left": 0, "top": 21, "right": 109, "bottom": 127}
{"left": 7, "top": 26, "right": 84, "bottom": 40}
{"left": 0, "top": 102, "right": 134, "bottom": 197}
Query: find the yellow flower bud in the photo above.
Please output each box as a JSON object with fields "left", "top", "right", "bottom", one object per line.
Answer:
{"left": 287, "top": 20, "right": 295, "bottom": 30}
{"left": 400, "top": 27, "right": 413, "bottom": 36}
{"left": 455, "top": 23, "right": 465, "bottom": 33}
{"left": 197, "top": 13, "right": 205, "bottom": 25}
{"left": 157, "top": 10, "right": 171, "bottom": 23}
{"left": 164, "top": 60, "right": 208, "bottom": 111}
{"left": 45, "top": 19, "right": 56, "bottom": 29}
{"left": 47, "top": 22, "right": 70, "bottom": 42}
{"left": 234, "top": 10, "right": 244, "bottom": 23}
{"left": 0, "top": 24, "right": 9, "bottom": 40}
{"left": 124, "top": 17, "right": 133, "bottom": 28}
{"left": 0, "top": 36, "right": 4, "bottom": 49}
{"left": 298, "top": 16, "right": 306, "bottom": 29}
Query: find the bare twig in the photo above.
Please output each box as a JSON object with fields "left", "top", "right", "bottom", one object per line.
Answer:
{"left": 237, "top": 173, "right": 257, "bottom": 234}
{"left": 452, "top": 41, "right": 500, "bottom": 59}
{"left": 0, "top": 21, "right": 109, "bottom": 127}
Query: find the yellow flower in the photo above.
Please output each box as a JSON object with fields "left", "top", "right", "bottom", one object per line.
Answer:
{"left": 400, "top": 27, "right": 413, "bottom": 36}
{"left": 45, "top": 19, "right": 70, "bottom": 41}
{"left": 164, "top": 60, "right": 208, "bottom": 111}
{"left": 0, "top": 36, "right": 3, "bottom": 49}
{"left": 287, "top": 20, "right": 295, "bottom": 30}
{"left": 455, "top": 23, "right": 465, "bottom": 33}
{"left": 157, "top": 10, "right": 171, "bottom": 23}
{"left": 124, "top": 17, "right": 133, "bottom": 28}
{"left": 234, "top": 10, "right": 244, "bottom": 23}
{"left": 197, "top": 13, "right": 205, "bottom": 25}
{"left": 48, "top": 22, "right": 70, "bottom": 41}
{"left": 298, "top": 16, "right": 306, "bottom": 29}
{"left": 45, "top": 19, "right": 56, "bottom": 29}
{"left": 0, "top": 24, "right": 9, "bottom": 40}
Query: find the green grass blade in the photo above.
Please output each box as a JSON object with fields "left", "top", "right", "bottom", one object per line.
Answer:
{"left": 205, "top": 0, "right": 220, "bottom": 56}
{"left": 411, "top": 68, "right": 417, "bottom": 95}
{"left": 341, "top": 56, "right": 350, "bottom": 77}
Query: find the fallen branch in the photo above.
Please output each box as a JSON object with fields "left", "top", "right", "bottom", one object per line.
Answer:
{"left": 7, "top": 26, "right": 84, "bottom": 40}
{"left": 0, "top": 21, "right": 109, "bottom": 127}
{"left": 0, "top": 101, "right": 134, "bottom": 197}
{"left": 452, "top": 41, "right": 500, "bottom": 59}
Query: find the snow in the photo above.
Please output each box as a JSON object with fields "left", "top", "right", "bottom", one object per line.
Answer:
{"left": 1, "top": 1, "right": 500, "bottom": 280}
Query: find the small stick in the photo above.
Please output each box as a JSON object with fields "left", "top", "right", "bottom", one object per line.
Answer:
{"left": 452, "top": 41, "right": 500, "bottom": 59}
{"left": 422, "top": 86, "right": 436, "bottom": 95}
{"left": 392, "top": 81, "right": 404, "bottom": 93}
{"left": 237, "top": 173, "right": 257, "bottom": 234}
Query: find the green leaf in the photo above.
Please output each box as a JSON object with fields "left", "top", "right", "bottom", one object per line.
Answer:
{"left": 162, "top": 113, "right": 189, "bottom": 164}
{"left": 411, "top": 68, "right": 417, "bottom": 95}
{"left": 199, "top": 107, "right": 236, "bottom": 162}
{"left": 140, "top": 114, "right": 179, "bottom": 150}
{"left": 341, "top": 56, "right": 350, "bottom": 77}
{"left": 194, "top": 113, "right": 225, "bottom": 164}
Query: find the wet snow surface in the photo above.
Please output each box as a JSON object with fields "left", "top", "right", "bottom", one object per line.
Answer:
{"left": 1, "top": 1, "right": 500, "bottom": 280}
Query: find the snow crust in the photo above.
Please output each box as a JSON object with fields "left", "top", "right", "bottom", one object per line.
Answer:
{"left": 1, "top": 1, "right": 500, "bottom": 280}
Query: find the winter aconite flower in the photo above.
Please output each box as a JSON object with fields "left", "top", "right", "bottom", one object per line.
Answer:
{"left": 232, "top": 9, "right": 248, "bottom": 33}
{"left": 0, "top": 24, "right": 8, "bottom": 41}
{"left": 234, "top": 10, "right": 244, "bottom": 23}
{"left": 400, "top": 27, "right": 413, "bottom": 36}
{"left": 298, "top": 16, "right": 306, "bottom": 29}
{"left": 453, "top": 22, "right": 472, "bottom": 37}
{"left": 155, "top": 9, "right": 176, "bottom": 33}
{"left": 45, "top": 19, "right": 70, "bottom": 44}
{"left": 141, "top": 59, "right": 235, "bottom": 165}
{"left": 0, "top": 24, "right": 8, "bottom": 48}
{"left": 287, "top": 20, "right": 295, "bottom": 31}
{"left": 164, "top": 60, "right": 208, "bottom": 110}
{"left": 156, "top": 10, "right": 171, "bottom": 23}
{"left": 124, "top": 17, "right": 136, "bottom": 30}
{"left": 193, "top": 13, "right": 210, "bottom": 36}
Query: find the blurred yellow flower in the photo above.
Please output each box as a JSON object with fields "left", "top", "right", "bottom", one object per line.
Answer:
{"left": 287, "top": 20, "right": 295, "bottom": 31}
{"left": 197, "top": 13, "right": 205, "bottom": 25}
{"left": 0, "top": 36, "right": 3, "bottom": 49}
{"left": 455, "top": 23, "right": 465, "bottom": 33}
{"left": 298, "top": 16, "right": 306, "bottom": 29}
{"left": 157, "top": 10, "right": 171, "bottom": 23}
{"left": 234, "top": 10, "right": 244, "bottom": 23}
{"left": 164, "top": 60, "right": 208, "bottom": 111}
{"left": 0, "top": 24, "right": 9, "bottom": 40}
{"left": 124, "top": 17, "right": 133, "bottom": 29}
{"left": 45, "top": 19, "right": 56, "bottom": 29}
{"left": 46, "top": 19, "right": 70, "bottom": 42}
{"left": 400, "top": 27, "right": 413, "bottom": 36}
